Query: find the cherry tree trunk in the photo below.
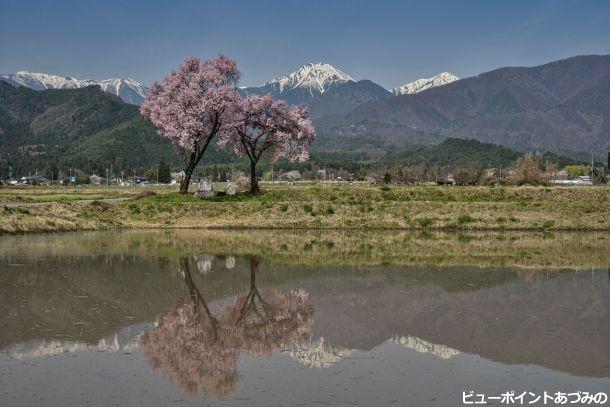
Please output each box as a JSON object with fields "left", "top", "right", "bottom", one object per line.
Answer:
{"left": 250, "top": 162, "right": 259, "bottom": 195}
{"left": 179, "top": 166, "right": 194, "bottom": 195}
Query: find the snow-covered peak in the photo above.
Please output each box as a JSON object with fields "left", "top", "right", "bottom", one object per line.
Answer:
{"left": 0, "top": 71, "right": 148, "bottom": 104}
{"left": 3, "top": 71, "right": 96, "bottom": 90}
{"left": 97, "top": 78, "right": 148, "bottom": 104}
{"left": 266, "top": 62, "right": 353, "bottom": 94}
{"left": 392, "top": 72, "right": 459, "bottom": 95}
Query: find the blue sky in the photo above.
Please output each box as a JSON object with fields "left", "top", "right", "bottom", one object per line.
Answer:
{"left": 2, "top": 0, "right": 610, "bottom": 88}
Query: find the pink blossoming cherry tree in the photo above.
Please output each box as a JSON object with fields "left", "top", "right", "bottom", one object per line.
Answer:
{"left": 220, "top": 94, "right": 315, "bottom": 195}
{"left": 141, "top": 56, "right": 240, "bottom": 194}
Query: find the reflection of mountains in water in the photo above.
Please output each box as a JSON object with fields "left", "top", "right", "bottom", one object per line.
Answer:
{"left": 390, "top": 336, "right": 460, "bottom": 360}
{"left": 284, "top": 335, "right": 459, "bottom": 369}
{"left": 4, "top": 324, "right": 146, "bottom": 359}
{"left": 285, "top": 337, "right": 354, "bottom": 369}
{"left": 5, "top": 328, "right": 458, "bottom": 372}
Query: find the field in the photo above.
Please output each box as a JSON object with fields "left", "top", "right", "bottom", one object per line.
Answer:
{"left": 1, "top": 183, "right": 609, "bottom": 234}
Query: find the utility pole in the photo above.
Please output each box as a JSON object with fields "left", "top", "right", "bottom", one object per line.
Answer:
{"left": 499, "top": 164, "right": 502, "bottom": 179}
{"left": 106, "top": 168, "right": 109, "bottom": 186}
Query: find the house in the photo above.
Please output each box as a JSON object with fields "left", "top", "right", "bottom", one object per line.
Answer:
{"left": 551, "top": 175, "right": 592, "bottom": 186}
{"left": 129, "top": 176, "right": 148, "bottom": 184}
{"left": 89, "top": 175, "right": 103, "bottom": 185}
{"left": 20, "top": 175, "right": 47, "bottom": 185}
{"left": 550, "top": 170, "right": 569, "bottom": 180}
{"left": 170, "top": 171, "right": 185, "bottom": 185}
{"left": 278, "top": 170, "right": 301, "bottom": 181}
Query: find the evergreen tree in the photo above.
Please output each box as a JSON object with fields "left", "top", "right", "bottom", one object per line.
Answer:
{"left": 158, "top": 159, "right": 171, "bottom": 183}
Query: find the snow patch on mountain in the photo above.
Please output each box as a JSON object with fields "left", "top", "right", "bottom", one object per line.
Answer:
{"left": 392, "top": 72, "right": 459, "bottom": 95}
{"left": 0, "top": 71, "right": 148, "bottom": 105}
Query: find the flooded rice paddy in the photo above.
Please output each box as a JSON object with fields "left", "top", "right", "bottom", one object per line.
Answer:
{"left": 1, "top": 230, "right": 609, "bottom": 406}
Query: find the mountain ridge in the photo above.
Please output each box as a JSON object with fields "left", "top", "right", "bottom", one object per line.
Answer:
{"left": 240, "top": 62, "right": 354, "bottom": 105}
{"left": 314, "top": 54, "right": 610, "bottom": 156}
{"left": 392, "top": 72, "right": 459, "bottom": 95}
{"left": 0, "top": 71, "right": 148, "bottom": 105}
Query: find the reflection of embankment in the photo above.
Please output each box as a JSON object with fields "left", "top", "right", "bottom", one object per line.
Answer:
{"left": 2, "top": 229, "right": 610, "bottom": 270}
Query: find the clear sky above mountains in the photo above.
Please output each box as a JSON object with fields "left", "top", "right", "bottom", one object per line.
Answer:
{"left": 1, "top": 0, "right": 610, "bottom": 88}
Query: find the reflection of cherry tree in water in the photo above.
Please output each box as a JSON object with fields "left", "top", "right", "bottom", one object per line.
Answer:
{"left": 228, "top": 256, "right": 313, "bottom": 356}
{"left": 140, "top": 257, "right": 240, "bottom": 397}
{"left": 140, "top": 256, "right": 313, "bottom": 398}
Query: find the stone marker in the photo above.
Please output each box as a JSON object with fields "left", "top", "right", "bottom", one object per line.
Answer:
{"left": 194, "top": 177, "right": 215, "bottom": 199}
{"left": 226, "top": 181, "right": 236, "bottom": 196}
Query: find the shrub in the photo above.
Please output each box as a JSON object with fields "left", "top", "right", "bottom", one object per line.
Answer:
{"left": 511, "top": 153, "right": 547, "bottom": 185}
{"left": 458, "top": 234, "right": 475, "bottom": 243}
{"left": 279, "top": 203, "right": 288, "bottom": 212}
{"left": 542, "top": 220, "right": 555, "bottom": 229}
{"left": 323, "top": 206, "right": 335, "bottom": 216}
{"left": 418, "top": 218, "right": 435, "bottom": 228}
{"left": 453, "top": 167, "right": 484, "bottom": 186}
{"left": 457, "top": 214, "right": 475, "bottom": 225}
{"left": 302, "top": 204, "right": 313, "bottom": 213}
{"left": 564, "top": 165, "right": 589, "bottom": 179}
{"left": 3, "top": 206, "right": 30, "bottom": 215}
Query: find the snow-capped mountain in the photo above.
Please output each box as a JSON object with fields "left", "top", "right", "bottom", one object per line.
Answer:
{"left": 392, "top": 72, "right": 459, "bottom": 95}
{"left": 240, "top": 62, "right": 354, "bottom": 105}
{"left": 266, "top": 62, "right": 353, "bottom": 94}
{"left": 0, "top": 71, "right": 148, "bottom": 105}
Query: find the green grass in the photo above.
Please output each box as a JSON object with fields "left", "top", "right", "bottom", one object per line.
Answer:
{"left": 418, "top": 218, "right": 435, "bottom": 228}
{"left": 457, "top": 214, "right": 476, "bottom": 225}
{"left": 1, "top": 184, "right": 609, "bottom": 234}
{"left": 542, "top": 220, "right": 555, "bottom": 229}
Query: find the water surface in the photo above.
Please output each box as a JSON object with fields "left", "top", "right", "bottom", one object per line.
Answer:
{"left": 1, "top": 230, "right": 609, "bottom": 406}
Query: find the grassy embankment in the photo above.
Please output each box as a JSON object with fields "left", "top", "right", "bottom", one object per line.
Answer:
{"left": 1, "top": 183, "right": 609, "bottom": 234}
